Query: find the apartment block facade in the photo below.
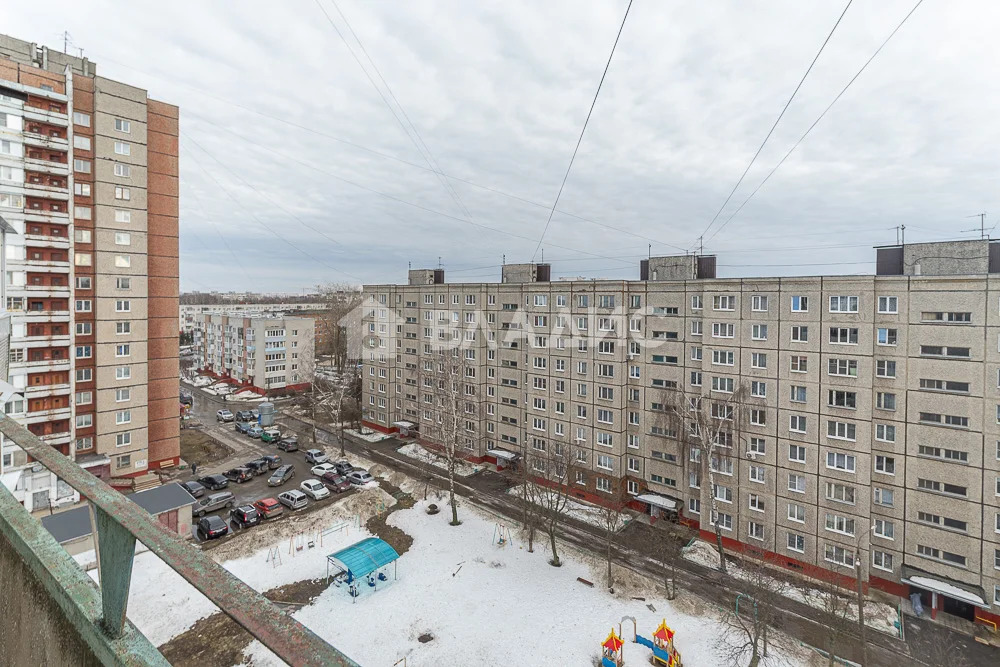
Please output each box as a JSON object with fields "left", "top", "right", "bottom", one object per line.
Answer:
{"left": 0, "top": 35, "right": 180, "bottom": 510}
{"left": 180, "top": 302, "right": 326, "bottom": 334}
{"left": 362, "top": 241, "right": 1000, "bottom": 626}
{"left": 194, "top": 313, "right": 315, "bottom": 393}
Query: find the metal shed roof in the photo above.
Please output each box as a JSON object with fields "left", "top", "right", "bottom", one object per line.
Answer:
{"left": 327, "top": 537, "right": 400, "bottom": 580}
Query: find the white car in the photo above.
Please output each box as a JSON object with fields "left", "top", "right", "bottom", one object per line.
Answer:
{"left": 277, "top": 490, "right": 308, "bottom": 510}
{"left": 310, "top": 463, "right": 337, "bottom": 477}
{"left": 300, "top": 479, "right": 330, "bottom": 500}
{"left": 305, "top": 449, "right": 329, "bottom": 464}
{"left": 346, "top": 470, "right": 375, "bottom": 486}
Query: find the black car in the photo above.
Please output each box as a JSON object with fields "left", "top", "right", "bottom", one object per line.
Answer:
{"left": 235, "top": 410, "right": 254, "bottom": 422}
{"left": 277, "top": 437, "right": 299, "bottom": 452}
{"left": 229, "top": 504, "right": 262, "bottom": 529}
{"left": 244, "top": 459, "right": 269, "bottom": 476}
{"left": 267, "top": 464, "right": 295, "bottom": 487}
{"left": 262, "top": 454, "right": 283, "bottom": 470}
{"left": 180, "top": 391, "right": 193, "bottom": 407}
{"left": 332, "top": 460, "right": 355, "bottom": 476}
{"left": 196, "top": 515, "right": 229, "bottom": 541}
{"left": 198, "top": 474, "right": 229, "bottom": 491}
{"left": 223, "top": 467, "right": 253, "bottom": 484}
{"left": 180, "top": 480, "right": 205, "bottom": 498}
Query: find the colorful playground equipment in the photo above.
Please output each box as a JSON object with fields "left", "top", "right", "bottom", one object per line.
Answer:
{"left": 599, "top": 619, "right": 683, "bottom": 667}
{"left": 600, "top": 628, "right": 624, "bottom": 667}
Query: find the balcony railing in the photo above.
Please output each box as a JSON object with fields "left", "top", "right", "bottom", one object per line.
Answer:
{"left": 0, "top": 415, "right": 358, "bottom": 666}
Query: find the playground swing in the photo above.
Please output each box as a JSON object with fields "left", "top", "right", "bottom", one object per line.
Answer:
{"left": 492, "top": 523, "right": 513, "bottom": 547}
{"left": 265, "top": 547, "right": 282, "bottom": 568}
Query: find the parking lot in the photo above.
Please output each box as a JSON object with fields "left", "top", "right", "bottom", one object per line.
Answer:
{"left": 182, "top": 392, "right": 363, "bottom": 542}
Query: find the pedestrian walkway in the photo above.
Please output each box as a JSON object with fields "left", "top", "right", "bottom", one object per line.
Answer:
{"left": 901, "top": 598, "right": 1000, "bottom": 647}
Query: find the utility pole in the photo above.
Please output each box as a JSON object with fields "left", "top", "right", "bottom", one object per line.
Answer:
{"left": 855, "top": 555, "right": 868, "bottom": 666}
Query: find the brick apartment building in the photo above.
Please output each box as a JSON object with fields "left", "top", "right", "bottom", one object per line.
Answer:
{"left": 362, "top": 239, "right": 1000, "bottom": 627}
{"left": 0, "top": 35, "right": 180, "bottom": 509}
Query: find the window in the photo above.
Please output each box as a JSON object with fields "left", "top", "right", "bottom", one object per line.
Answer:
{"left": 828, "top": 358, "right": 857, "bottom": 377}
{"left": 874, "top": 487, "right": 894, "bottom": 507}
{"left": 791, "top": 296, "right": 808, "bottom": 312}
{"left": 875, "top": 423, "right": 896, "bottom": 442}
{"left": 75, "top": 229, "right": 92, "bottom": 244}
{"left": 749, "top": 465, "right": 765, "bottom": 483}
{"left": 73, "top": 111, "right": 91, "bottom": 126}
{"left": 114, "top": 141, "right": 131, "bottom": 156}
{"left": 114, "top": 255, "right": 131, "bottom": 269}
{"left": 114, "top": 232, "right": 131, "bottom": 246}
{"left": 787, "top": 532, "right": 805, "bottom": 553}
{"left": 75, "top": 345, "right": 92, "bottom": 359}
{"left": 596, "top": 455, "right": 613, "bottom": 470}
{"left": 712, "top": 323, "right": 735, "bottom": 338}
{"left": 788, "top": 473, "right": 806, "bottom": 494}
{"left": 75, "top": 391, "right": 92, "bottom": 406}
{"left": 790, "top": 325, "right": 808, "bottom": 342}
{"left": 877, "top": 328, "right": 897, "bottom": 346}
{"left": 789, "top": 415, "right": 806, "bottom": 433}
{"left": 748, "top": 493, "right": 765, "bottom": 512}
{"left": 875, "top": 360, "right": 896, "bottom": 378}
{"left": 76, "top": 368, "right": 92, "bottom": 382}
{"left": 116, "top": 433, "right": 131, "bottom": 448}
{"left": 878, "top": 296, "right": 898, "bottom": 313}
{"left": 750, "top": 409, "right": 766, "bottom": 426}
{"left": 751, "top": 295, "right": 768, "bottom": 312}
{"left": 115, "top": 388, "right": 130, "bottom": 402}
{"left": 691, "top": 320, "right": 702, "bottom": 336}
{"left": 116, "top": 321, "right": 131, "bottom": 335}
{"left": 827, "top": 389, "right": 854, "bottom": 408}
{"left": 713, "top": 295, "right": 735, "bottom": 311}
{"left": 116, "top": 366, "right": 131, "bottom": 380}
{"left": 825, "top": 513, "right": 856, "bottom": 536}
{"left": 827, "top": 420, "right": 856, "bottom": 441}
{"left": 598, "top": 295, "right": 615, "bottom": 309}
{"left": 115, "top": 118, "right": 131, "bottom": 133}
{"left": 76, "top": 322, "right": 92, "bottom": 335}
{"left": 73, "top": 159, "right": 91, "bottom": 173}
{"left": 115, "top": 300, "right": 130, "bottom": 312}
{"left": 76, "top": 414, "right": 93, "bottom": 428}
{"left": 688, "top": 498, "right": 701, "bottom": 514}
{"left": 690, "top": 295, "right": 702, "bottom": 310}
{"left": 825, "top": 481, "right": 856, "bottom": 504}
{"left": 824, "top": 544, "right": 855, "bottom": 567}
{"left": 751, "top": 352, "right": 767, "bottom": 369}
{"left": 788, "top": 444, "right": 806, "bottom": 463}
{"left": 711, "top": 350, "right": 734, "bottom": 366}
{"left": 920, "top": 345, "right": 970, "bottom": 358}
{"left": 750, "top": 381, "right": 766, "bottom": 398}
{"left": 115, "top": 210, "right": 131, "bottom": 223}
{"left": 872, "top": 550, "right": 894, "bottom": 572}
{"left": 751, "top": 324, "right": 767, "bottom": 340}
{"left": 114, "top": 186, "right": 130, "bottom": 201}
{"left": 711, "top": 511, "right": 733, "bottom": 531}
{"left": 790, "top": 356, "right": 807, "bottom": 372}
{"left": 75, "top": 277, "right": 92, "bottom": 290}
{"left": 876, "top": 392, "right": 896, "bottom": 411}
{"left": 873, "top": 518, "right": 894, "bottom": 540}
{"left": 115, "top": 410, "right": 132, "bottom": 425}
{"left": 747, "top": 521, "right": 764, "bottom": 541}
{"left": 74, "top": 183, "right": 91, "bottom": 197}
{"left": 75, "top": 299, "right": 92, "bottom": 312}
{"left": 829, "top": 327, "right": 858, "bottom": 344}
{"left": 829, "top": 296, "right": 859, "bottom": 313}
{"left": 826, "top": 452, "right": 856, "bottom": 472}
{"left": 116, "top": 277, "right": 131, "bottom": 290}
{"left": 689, "top": 371, "right": 702, "bottom": 387}
{"left": 73, "top": 135, "right": 91, "bottom": 150}
{"left": 74, "top": 253, "right": 92, "bottom": 266}
{"left": 114, "top": 163, "right": 131, "bottom": 178}
{"left": 916, "top": 544, "right": 966, "bottom": 567}
{"left": 115, "top": 344, "right": 130, "bottom": 358}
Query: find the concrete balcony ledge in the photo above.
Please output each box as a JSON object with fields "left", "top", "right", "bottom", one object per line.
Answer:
{"left": 22, "top": 157, "right": 68, "bottom": 176}
{"left": 22, "top": 132, "right": 69, "bottom": 149}
{"left": 24, "top": 234, "right": 71, "bottom": 248}
{"left": 24, "top": 407, "right": 72, "bottom": 424}
{"left": 23, "top": 211, "right": 70, "bottom": 225}
{"left": 23, "top": 383, "right": 72, "bottom": 397}
{"left": 21, "top": 107, "right": 69, "bottom": 127}
{"left": 23, "top": 185, "right": 70, "bottom": 201}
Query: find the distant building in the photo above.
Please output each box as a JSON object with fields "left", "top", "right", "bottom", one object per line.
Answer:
{"left": 363, "top": 239, "right": 1000, "bottom": 628}
{"left": 180, "top": 302, "right": 326, "bottom": 334}
{"left": 194, "top": 313, "right": 315, "bottom": 393}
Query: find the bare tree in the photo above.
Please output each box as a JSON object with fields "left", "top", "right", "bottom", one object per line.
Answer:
{"left": 314, "top": 282, "right": 362, "bottom": 371}
{"left": 531, "top": 454, "right": 572, "bottom": 567}
{"left": 596, "top": 481, "right": 631, "bottom": 590}
{"left": 501, "top": 450, "right": 541, "bottom": 552}
{"left": 716, "top": 545, "right": 788, "bottom": 667}
{"left": 817, "top": 578, "right": 857, "bottom": 667}
{"left": 666, "top": 384, "right": 750, "bottom": 575}
{"left": 638, "top": 521, "right": 693, "bottom": 601}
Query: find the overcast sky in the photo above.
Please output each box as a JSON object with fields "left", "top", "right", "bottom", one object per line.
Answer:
{"left": 7, "top": 1, "right": 1000, "bottom": 292}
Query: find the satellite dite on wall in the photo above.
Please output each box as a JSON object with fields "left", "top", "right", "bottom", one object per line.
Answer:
{"left": 0, "top": 214, "right": 19, "bottom": 406}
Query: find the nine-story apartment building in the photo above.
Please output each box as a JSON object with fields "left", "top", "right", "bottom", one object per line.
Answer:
{"left": 363, "top": 239, "right": 1000, "bottom": 628}
{"left": 0, "top": 35, "right": 180, "bottom": 510}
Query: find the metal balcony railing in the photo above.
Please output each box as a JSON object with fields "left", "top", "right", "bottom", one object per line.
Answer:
{"left": 0, "top": 415, "right": 358, "bottom": 667}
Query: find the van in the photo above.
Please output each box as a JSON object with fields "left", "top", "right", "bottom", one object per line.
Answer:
{"left": 193, "top": 491, "right": 236, "bottom": 517}
{"left": 278, "top": 490, "right": 308, "bottom": 510}
{"left": 261, "top": 428, "right": 282, "bottom": 444}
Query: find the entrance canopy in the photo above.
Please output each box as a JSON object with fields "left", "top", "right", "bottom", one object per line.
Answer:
{"left": 327, "top": 537, "right": 400, "bottom": 580}
{"left": 392, "top": 421, "right": 416, "bottom": 429}
{"left": 902, "top": 568, "right": 988, "bottom": 607}
{"left": 636, "top": 493, "right": 678, "bottom": 510}
{"left": 487, "top": 449, "right": 519, "bottom": 461}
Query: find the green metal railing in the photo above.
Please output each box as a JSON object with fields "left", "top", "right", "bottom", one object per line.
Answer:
{"left": 0, "top": 414, "right": 359, "bottom": 666}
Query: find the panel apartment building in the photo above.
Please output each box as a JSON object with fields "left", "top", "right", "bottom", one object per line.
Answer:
{"left": 0, "top": 36, "right": 180, "bottom": 510}
{"left": 362, "top": 240, "right": 1000, "bottom": 627}
{"left": 194, "top": 313, "right": 315, "bottom": 393}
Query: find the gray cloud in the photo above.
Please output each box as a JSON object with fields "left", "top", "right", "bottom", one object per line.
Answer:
{"left": 6, "top": 0, "right": 998, "bottom": 290}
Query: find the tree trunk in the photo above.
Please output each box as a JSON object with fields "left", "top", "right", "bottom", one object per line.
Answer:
{"left": 706, "top": 452, "right": 727, "bottom": 574}
{"left": 448, "top": 448, "right": 460, "bottom": 525}
{"left": 748, "top": 650, "right": 760, "bottom": 667}
{"left": 548, "top": 524, "right": 560, "bottom": 566}
{"left": 606, "top": 532, "right": 613, "bottom": 589}
{"left": 527, "top": 522, "right": 535, "bottom": 552}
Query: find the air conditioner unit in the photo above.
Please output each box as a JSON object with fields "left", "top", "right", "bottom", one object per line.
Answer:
{"left": 745, "top": 450, "right": 758, "bottom": 459}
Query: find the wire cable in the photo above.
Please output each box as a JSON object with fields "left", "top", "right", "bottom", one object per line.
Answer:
{"left": 705, "top": 0, "right": 926, "bottom": 245}
{"left": 531, "top": 0, "right": 633, "bottom": 261}
{"left": 694, "top": 0, "right": 853, "bottom": 248}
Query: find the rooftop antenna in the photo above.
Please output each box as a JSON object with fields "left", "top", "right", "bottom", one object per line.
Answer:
{"left": 438, "top": 256, "right": 441, "bottom": 269}
{"left": 965, "top": 212, "right": 987, "bottom": 239}
{"left": 62, "top": 30, "right": 70, "bottom": 54}
{"left": 698, "top": 235, "right": 704, "bottom": 256}
{"left": 407, "top": 261, "right": 411, "bottom": 270}
{"left": 901, "top": 224, "right": 905, "bottom": 246}
{"left": 540, "top": 248, "right": 544, "bottom": 263}
{"left": 648, "top": 243, "right": 651, "bottom": 260}
{"left": 502, "top": 254, "right": 506, "bottom": 265}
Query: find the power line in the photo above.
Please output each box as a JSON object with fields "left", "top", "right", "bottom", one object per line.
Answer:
{"left": 705, "top": 0, "right": 926, "bottom": 245}
{"left": 694, "top": 0, "right": 853, "bottom": 248}
{"left": 531, "top": 0, "right": 633, "bottom": 261}
{"left": 87, "top": 52, "right": 686, "bottom": 253}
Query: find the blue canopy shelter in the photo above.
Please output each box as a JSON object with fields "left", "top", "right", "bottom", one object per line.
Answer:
{"left": 326, "top": 537, "right": 400, "bottom": 596}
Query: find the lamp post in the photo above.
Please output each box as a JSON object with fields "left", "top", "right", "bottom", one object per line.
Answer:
{"left": 855, "top": 554, "right": 868, "bottom": 666}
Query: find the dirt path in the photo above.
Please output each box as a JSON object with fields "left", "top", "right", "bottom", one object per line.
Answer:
{"left": 179, "top": 428, "right": 234, "bottom": 469}
{"left": 365, "top": 478, "right": 415, "bottom": 556}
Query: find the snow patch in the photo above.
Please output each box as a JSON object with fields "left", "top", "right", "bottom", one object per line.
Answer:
{"left": 396, "top": 443, "right": 482, "bottom": 477}
{"left": 506, "top": 484, "right": 633, "bottom": 530}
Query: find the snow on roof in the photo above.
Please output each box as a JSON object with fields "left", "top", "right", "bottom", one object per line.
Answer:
{"left": 392, "top": 421, "right": 416, "bottom": 428}
{"left": 327, "top": 537, "right": 400, "bottom": 580}
{"left": 635, "top": 493, "right": 678, "bottom": 510}
{"left": 487, "top": 449, "right": 519, "bottom": 461}
{"left": 905, "top": 575, "right": 987, "bottom": 607}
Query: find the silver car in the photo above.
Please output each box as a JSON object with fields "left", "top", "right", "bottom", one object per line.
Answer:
{"left": 277, "top": 490, "right": 308, "bottom": 510}
{"left": 193, "top": 491, "right": 235, "bottom": 517}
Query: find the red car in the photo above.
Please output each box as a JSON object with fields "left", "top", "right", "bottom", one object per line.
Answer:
{"left": 320, "top": 472, "right": 352, "bottom": 493}
{"left": 253, "top": 497, "right": 284, "bottom": 520}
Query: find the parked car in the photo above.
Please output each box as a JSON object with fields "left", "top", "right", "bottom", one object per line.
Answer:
{"left": 320, "top": 472, "right": 352, "bottom": 493}
{"left": 277, "top": 437, "right": 299, "bottom": 452}
{"left": 223, "top": 467, "right": 253, "bottom": 484}
{"left": 260, "top": 428, "right": 282, "bottom": 444}
{"left": 277, "top": 490, "right": 308, "bottom": 510}
{"left": 197, "top": 474, "right": 229, "bottom": 491}
{"left": 304, "top": 449, "right": 328, "bottom": 464}
{"left": 346, "top": 470, "right": 375, "bottom": 486}
{"left": 250, "top": 408, "right": 260, "bottom": 420}
{"left": 248, "top": 425, "right": 264, "bottom": 439}
{"left": 333, "top": 460, "right": 355, "bottom": 476}
{"left": 253, "top": 497, "right": 284, "bottom": 520}
{"left": 229, "top": 504, "right": 262, "bottom": 529}
{"left": 180, "top": 391, "right": 193, "bottom": 407}
{"left": 267, "top": 465, "right": 295, "bottom": 487}
{"left": 234, "top": 421, "right": 253, "bottom": 434}
{"left": 235, "top": 410, "right": 254, "bottom": 422}
{"left": 261, "top": 454, "right": 283, "bottom": 470}
{"left": 180, "top": 480, "right": 205, "bottom": 498}
{"left": 244, "top": 459, "right": 269, "bottom": 476}
{"left": 310, "top": 462, "right": 337, "bottom": 477}
{"left": 196, "top": 515, "right": 229, "bottom": 540}
{"left": 193, "top": 491, "right": 236, "bottom": 517}
{"left": 216, "top": 409, "right": 234, "bottom": 422}
{"left": 300, "top": 479, "right": 330, "bottom": 500}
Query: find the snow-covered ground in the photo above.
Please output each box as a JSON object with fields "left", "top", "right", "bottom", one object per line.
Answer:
{"left": 683, "top": 540, "right": 900, "bottom": 636}
{"left": 239, "top": 500, "right": 811, "bottom": 667}
{"left": 190, "top": 375, "right": 214, "bottom": 387}
{"left": 344, "top": 427, "right": 391, "bottom": 443}
{"left": 506, "top": 484, "right": 633, "bottom": 531}
{"left": 396, "top": 443, "right": 483, "bottom": 477}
